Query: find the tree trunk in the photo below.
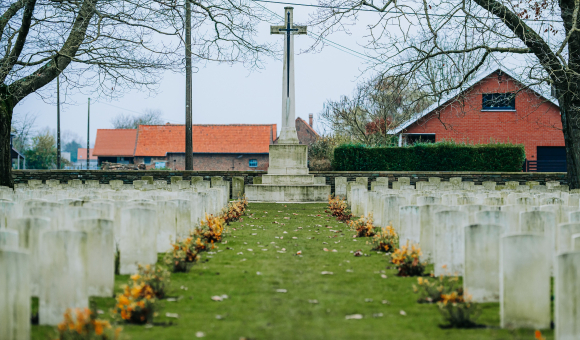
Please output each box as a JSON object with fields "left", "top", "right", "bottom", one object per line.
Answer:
{"left": 559, "top": 92, "right": 580, "bottom": 189}
{"left": 0, "top": 96, "right": 14, "bottom": 188}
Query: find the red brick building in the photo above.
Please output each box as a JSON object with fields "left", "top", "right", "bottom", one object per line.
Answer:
{"left": 392, "top": 68, "right": 565, "bottom": 171}
{"left": 93, "top": 118, "right": 320, "bottom": 170}
{"left": 134, "top": 124, "right": 276, "bottom": 170}
{"left": 93, "top": 129, "right": 138, "bottom": 165}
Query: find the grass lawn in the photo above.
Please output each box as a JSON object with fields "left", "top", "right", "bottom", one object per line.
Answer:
{"left": 32, "top": 203, "right": 552, "bottom": 339}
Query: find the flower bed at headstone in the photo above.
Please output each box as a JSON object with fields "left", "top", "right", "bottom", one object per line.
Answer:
{"left": 438, "top": 291, "right": 480, "bottom": 328}
{"left": 164, "top": 235, "right": 208, "bottom": 272}
{"left": 411, "top": 270, "right": 481, "bottom": 328}
{"left": 54, "top": 307, "right": 122, "bottom": 340}
{"left": 326, "top": 195, "right": 352, "bottom": 222}
{"left": 370, "top": 225, "right": 398, "bottom": 252}
{"left": 413, "top": 273, "right": 463, "bottom": 303}
{"left": 347, "top": 214, "right": 376, "bottom": 237}
{"left": 221, "top": 196, "right": 248, "bottom": 225}
{"left": 390, "top": 242, "right": 425, "bottom": 277}
{"left": 195, "top": 214, "right": 226, "bottom": 244}
{"left": 113, "top": 265, "right": 169, "bottom": 324}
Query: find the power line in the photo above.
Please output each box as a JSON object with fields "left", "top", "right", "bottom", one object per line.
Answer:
{"left": 96, "top": 102, "right": 182, "bottom": 124}
{"left": 252, "top": 0, "right": 563, "bottom": 23}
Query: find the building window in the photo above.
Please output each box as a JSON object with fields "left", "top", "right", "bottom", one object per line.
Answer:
{"left": 249, "top": 159, "right": 258, "bottom": 167}
{"left": 144, "top": 157, "right": 151, "bottom": 164}
{"left": 482, "top": 93, "right": 516, "bottom": 110}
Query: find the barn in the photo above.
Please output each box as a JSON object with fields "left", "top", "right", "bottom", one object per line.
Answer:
{"left": 391, "top": 67, "right": 565, "bottom": 172}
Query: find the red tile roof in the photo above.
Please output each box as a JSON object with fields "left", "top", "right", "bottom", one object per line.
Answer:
{"left": 134, "top": 124, "right": 277, "bottom": 157}
{"left": 77, "top": 148, "right": 98, "bottom": 160}
{"left": 92, "top": 129, "right": 137, "bottom": 157}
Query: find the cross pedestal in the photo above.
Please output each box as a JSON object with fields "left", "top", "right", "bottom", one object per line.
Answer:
{"left": 245, "top": 7, "right": 330, "bottom": 202}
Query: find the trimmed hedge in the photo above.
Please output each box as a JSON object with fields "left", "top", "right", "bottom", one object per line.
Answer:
{"left": 333, "top": 142, "right": 526, "bottom": 172}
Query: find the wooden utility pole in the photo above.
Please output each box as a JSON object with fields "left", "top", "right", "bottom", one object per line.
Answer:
{"left": 56, "top": 76, "right": 61, "bottom": 169}
{"left": 87, "top": 98, "right": 90, "bottom": 170}
{"left": 185, "top": 0, "right": 193, "bottom": 170}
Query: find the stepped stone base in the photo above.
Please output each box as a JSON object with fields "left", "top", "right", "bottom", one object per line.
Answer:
{"left": 248, "top": 143, "right": 331, "bottom": 201}
{"left": 245, "top": 184, "right": 330, "bottom": 202}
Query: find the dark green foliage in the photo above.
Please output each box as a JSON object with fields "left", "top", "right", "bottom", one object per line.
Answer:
{"left": 333, "top": 141, "right": 526, "bottom": 172}
{"left": 63, "top": 140, "right": 82, "bottom": 163}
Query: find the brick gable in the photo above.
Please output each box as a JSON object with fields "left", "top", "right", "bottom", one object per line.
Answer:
{"left": 403, "top": 70, "right": 563, "bottom": 159}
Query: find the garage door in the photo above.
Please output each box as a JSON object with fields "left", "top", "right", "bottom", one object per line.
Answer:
{"left": 537, "top": 146, "right": 567, "bottom": 172}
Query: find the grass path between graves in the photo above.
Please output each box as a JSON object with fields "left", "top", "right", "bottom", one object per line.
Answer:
{"left": 32, "top": 203, "right": 553, "bottom": 340}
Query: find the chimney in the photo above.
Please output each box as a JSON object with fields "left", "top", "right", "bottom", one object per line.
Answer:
{"left": 309, "top": 113, "right": 313, "bottom": 128}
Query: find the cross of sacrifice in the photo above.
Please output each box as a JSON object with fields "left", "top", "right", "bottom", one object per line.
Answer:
{"left": 270, "top": 7, "right": 307, "bottom": 144}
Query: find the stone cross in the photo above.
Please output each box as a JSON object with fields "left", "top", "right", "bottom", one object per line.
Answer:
{"left": 271, "top": 7, "right": 307, "bottom": 144}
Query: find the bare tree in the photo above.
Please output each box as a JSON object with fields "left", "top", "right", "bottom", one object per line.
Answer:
{"left": 111, "top": 109, "right": 164, "bottom": 129}
{"left": 312, "top": 0, "right": 580, "bottom": 187}
{"left": 11, "top": 110, "right": 37, "bottom": 152}
{"left": 0, "top": 0, "right": 275, "bottom": 187}
{"left": 320, "top": 75, "right": 431, "bottom": 145}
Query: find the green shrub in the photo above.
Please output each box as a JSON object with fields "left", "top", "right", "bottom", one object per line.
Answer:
{"left": 332, "top": 140, "right": 525, "bottom": 172}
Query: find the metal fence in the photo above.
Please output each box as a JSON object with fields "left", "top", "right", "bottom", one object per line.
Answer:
{"left": 524, "top": 160, "right": 567, "bottom": 172}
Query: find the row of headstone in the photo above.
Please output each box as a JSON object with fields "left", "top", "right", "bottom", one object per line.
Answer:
{"left": 341, "top": 177, "right": 580, "bottom": 337}
{"left": 12, "top": 176, "right": 245, "bottom": 199}
{"left": 0, "top": 182, "right": 231, "bottom": 330}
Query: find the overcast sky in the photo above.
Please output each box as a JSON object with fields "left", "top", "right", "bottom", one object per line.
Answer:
{"left": 13, "top": 1, "right": 377, "bottom": 146}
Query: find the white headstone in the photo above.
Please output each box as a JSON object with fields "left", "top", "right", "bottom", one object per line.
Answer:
{"left": 475, "top": 210, "right": 518, "bottom": 235}
{"left": 74, "top": 218, "right": 115, "bottom": 297}
{"left": 464, "top": 224, "right": 501, "bottom": 302}
{"left": 434, "top": 210, "right": 468, "bottom": 276}
{"left": 572, "top": 233, "right": 580, "bottom": 251}
{"left": 119, "top": 207, "right": 158, "bottom": 274}
{"left": 398, "top": 205, "right": 420, "bottom": 246}
{"left": 459, "top": 204, "right": 499, "bottom": 224}
{"left": 9, "top": 217, "right": 50, "bottom": 296}
{"left": 335, "top": 177, "right": 347, "bottom": 198}
{"left": 382, "top": 195, "right": 405, "bottom": 230}
{"left": 0, "top": 249, "right": 30, "bottom": 340}
{"left": 170, "top": 199, "right": 192, "bottom": 237}
{"left": 555, "top": 251, "right": 580, "bottom": 340}
{"left": 39, "top": 230, "right": 89, "bottom": 325}
{"left": 156, "top": 200, "right": 178, "bottom": 253}
{"left": 500, "top": 233, "right": 550, "bottom": 329}
{"left": 557, "top": 223, "right": 580, "bottom": 253}
{"left": 0, "top": 229, "right": 18, "bottom": 248}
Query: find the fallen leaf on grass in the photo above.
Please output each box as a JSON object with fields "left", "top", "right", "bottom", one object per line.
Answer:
{"left": 332, "top": 249, "right": 338, "bottom": 252}
{"left": 211, "top": 296, "right": 223, "bottom": 302}
{"left": 296, "top": 250, "right": 302, "bottom": 255}
{"left": 381, "top": 274, "right": 387, "bottom": 279}
{"left": 321, "top": 271, "right": 333, "bottom": 275}
{"left": 372, "top": 313, "right": 384, "bottom": 318}
{"left": 323, "top": 248, "right": 329, "bottom": 252}
{"left": 247, "top": 249, "right": 253, "bottom": 252}
{"left": 292, "top": 237, "right": 297, "bottom": 239}
{"left": 365, "top": 298, "right": 373, "bottom": 302}
{"left": 166, "top": 313, "right": 179, "bottom": 318}
{"left": 345, "top": 314, "right": 363, "bottom": 320}
{"left": 276, "top": 289, "right": 287, "bottom": 293}
{"left": 382, "top": 300, "right": 390, "bottom": 304}
{"left": 400, "top": 310, "right": 407, "bottom": 316}
{"left": 195, "top": 331, "right": 205, "bottom": 337}
{"left": 346, "top": 269, "right": 353, "bottom": 273}
{"left": 308, "top": 299, "right": 319, "bottom": 304}
{"left": 354, "top": 250, "right": 363, "bottom": 257}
